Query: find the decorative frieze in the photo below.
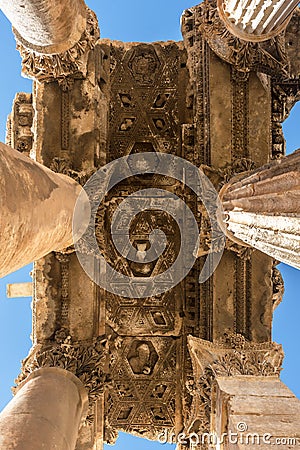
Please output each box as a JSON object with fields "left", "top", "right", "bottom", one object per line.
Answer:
{"left": 187, "top": 0, "right": 297, "bottom": 79}
{"left": 6, "top": 93, "right": 34, "bottom": 157}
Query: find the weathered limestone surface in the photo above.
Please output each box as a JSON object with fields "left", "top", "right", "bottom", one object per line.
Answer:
{"left": 215, "top": 377, "right": 300, "bottom": 449}
{"left": 0, "top": 0, "right": 86, "bottom": 54}
{"left": 187, "top": 336, "right": 300, "bottom": 450}
{"left": 218, "top": 0, "right": 299, "bottom": 41}
{"left": 221, "top": 150, "right": 300, "bottom": 269}
{"left": 0, "top": 1, "right": 299, "bottom": 449}
{"left": 0, "top": 368, "right": 88, "bottom": 450}
{"left": 0, "top": 142, "right": 83, "bottom": 278}
{"left": 6, "top": 282, "right": 32, "bottom": 298}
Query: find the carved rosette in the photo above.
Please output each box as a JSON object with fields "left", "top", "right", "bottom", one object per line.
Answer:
{"left": 184, "top": 333, "right": 284, "bottom": 440}
{"left": 16, "top": 8, "right": 99, "bottom": 82}
{"left": 15, "top": 329, "right": 111, "bottom": 423}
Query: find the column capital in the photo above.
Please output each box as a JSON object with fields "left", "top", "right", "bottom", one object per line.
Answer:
{"left": 183, "top": 334, "right": 283, "bottom": 439}
{"left": 217, "top": 0, "right": 299, "bottom": 42}
{"left": 16, "top": 7, "right": 99, "bottom": 82}
{"left": 182, "top": 0, "right": 300, "bottom": 79}
{"left": 15, "top": 329, "right": 111, "bottom": 424}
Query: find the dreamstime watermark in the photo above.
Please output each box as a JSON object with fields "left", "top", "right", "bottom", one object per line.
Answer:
{"left": 157, "top": 422, "right": 300, "bottom": 448}
{"left": 73, "top": 153, "right": 226, "bottom": 298}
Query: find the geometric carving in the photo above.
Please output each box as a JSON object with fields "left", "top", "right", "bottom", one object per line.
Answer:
{"left": 119, "top": 94, "right": 133, "bottom": 108}
{"left": 153, "top": 94, "right": 170, "bottom": 108}
{"left": 119, "top": 118, "right": 136, "bottom": 131}
{"left": 153, "top": 118, "right": 166, "bottom": 131}
{"left": 128, "top": 45, "right": 160, "bottom": 85}
{"left": 127, "top": 340, "right": 159, "bottom": 375}
{"left": 9, "top": 1, "right": 291, "bottom": 447}
{"left": 130, "top": 142, "right": 156, "bottom": 154}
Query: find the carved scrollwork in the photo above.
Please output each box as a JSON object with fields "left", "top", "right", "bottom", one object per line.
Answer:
{"left": 50, "top": 157, "right": 96, "bottom": 186}
{"left": 15, "top": 329, "right": 111, "bottom": 420}
{"left": 16, "top": 8, "right": 99, "bottom": 82}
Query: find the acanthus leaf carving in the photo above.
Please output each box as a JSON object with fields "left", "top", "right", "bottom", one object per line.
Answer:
{"left": 15, "top": 329, "right": 112, "bottom": 423}
{"left": 16, "top": 8, "right": 99, "bottom": 82}
{"left": 182, "top": 0, "right": 296, "bottom": 79}
{"left": 183, "top": 334, "right": 284, "bottom": 442}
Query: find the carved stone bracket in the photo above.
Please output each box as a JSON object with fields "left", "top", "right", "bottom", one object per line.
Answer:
{"left": 184, "top": 334, "right": 284, "bottom": 440}
{"left": 15, "top": 329, "right": 111, "bottom": 423}
{"left": 183, "top": 0, "right": 299, "bottom": 79}
{"left": 16, "top": 8, "right": 99, "bottom": 82}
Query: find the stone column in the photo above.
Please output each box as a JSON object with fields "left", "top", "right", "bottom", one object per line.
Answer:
{"left": 219, "top": 150, "right": 300, "bottom": 270}
{"left": 0, "top": 367, "right": 88, "bottom": 450}
{"left": 0, "top": 0, "right": 99, "bottom": 80}
{"left": 0, "top": 142, "right": 85, "bottom": 278}
{"left": 0, "top": 0, "right": 86, "bottom": 54}
{"left": 186, "top": 335, "right": 300, "bottom": 450}
{"left": 214, "top": 377, "right": 300, "bottom": 449}
{"left": 218, "top": 0, "right": 299, "bottom": 41}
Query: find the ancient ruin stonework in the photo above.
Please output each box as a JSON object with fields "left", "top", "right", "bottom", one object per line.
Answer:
{"left": 0, "top": 0, "right": 300, "bottom": 449}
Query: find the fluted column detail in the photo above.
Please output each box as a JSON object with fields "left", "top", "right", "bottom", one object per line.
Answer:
{"left": 220, "top": 150, "right": 300, "bottom": 269}
{"left": 218, "top": 0, "right": 299, "bottom": 41}
{"left": 0, "top": 142, "right": 83, "bottom": 278}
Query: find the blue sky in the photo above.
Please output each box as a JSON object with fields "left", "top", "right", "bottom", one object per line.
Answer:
{"left": 0, "top": 1, "right": 299, "bottom": 449}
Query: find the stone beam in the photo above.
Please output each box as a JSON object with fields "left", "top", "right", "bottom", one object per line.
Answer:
{"left": 219, "top": 150, "right": 300, "bottom": 270}
{"left": 6, "top": 282, "right": 32, "bottom": 298}
{"left": 218, "top": 0, "right": 299, "bottom": 41}
{"left": 0, "top": 142, "right": 84, "bottom": 278}
{"left": 0, "top": 368, "right": 88, "bottom": 450}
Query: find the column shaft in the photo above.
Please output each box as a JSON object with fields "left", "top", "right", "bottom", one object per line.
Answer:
{"left": 214, "top": 377, "right": 300, "bottom": 449}
{"left": 220, "top": 150, "right": 300, "bottom": 269}
{"left": 218, "top": 0, "right": 299, "bottom": 41}
{"left": 0, "top": 0, "right": 86, "bottom": 54}
{"left": 0, "top": 368, "right": 88, "bottom": 450}
{"left": 0, "top": 142, "right": 83, "bottom": 277}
